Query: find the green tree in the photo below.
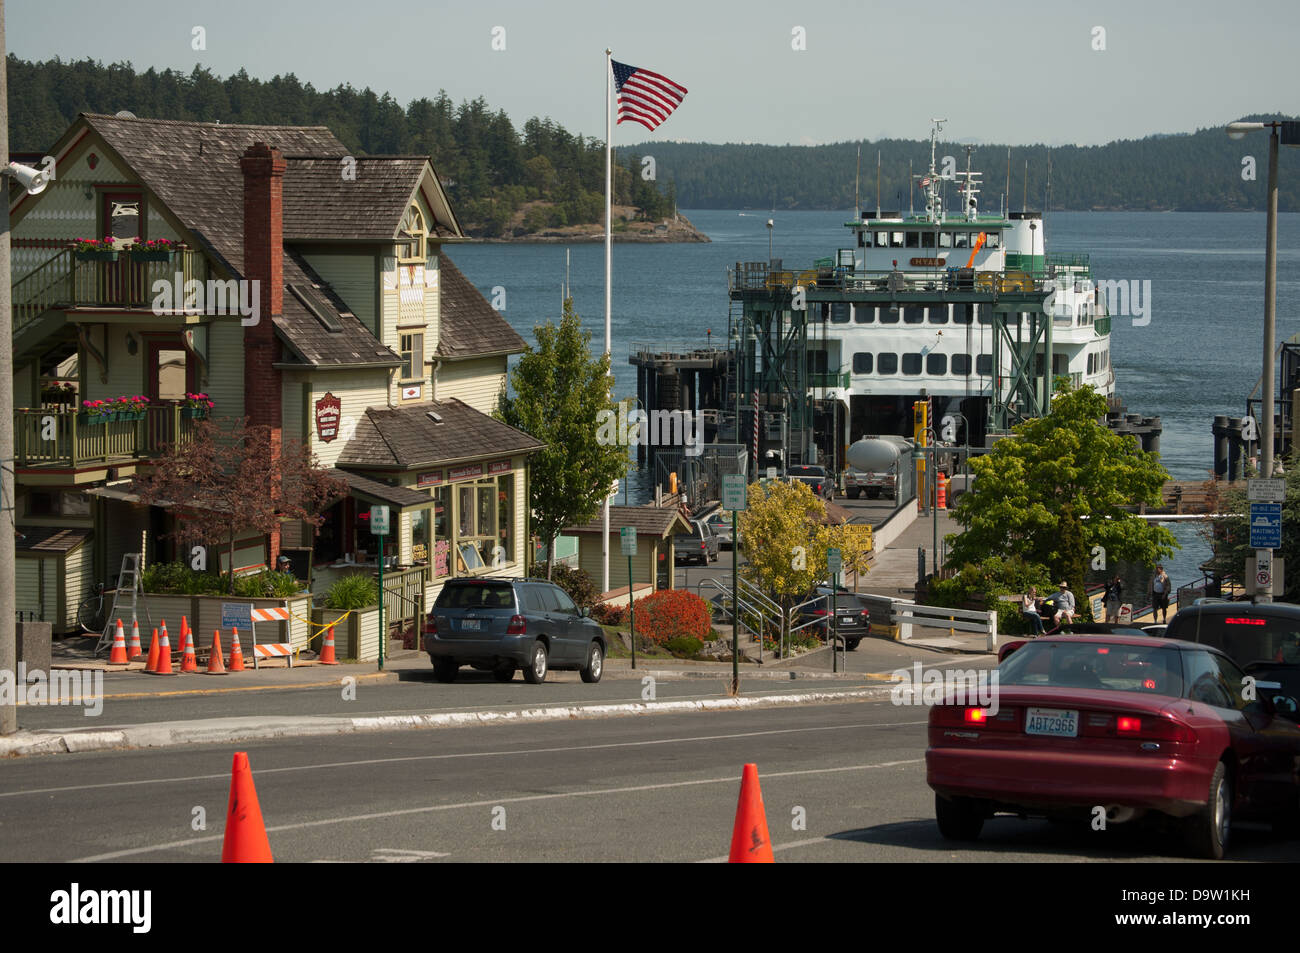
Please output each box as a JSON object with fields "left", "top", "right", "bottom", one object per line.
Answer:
{"left": 947, "top": 380, "right": 1176, "bottom": 580}
{"left": 495, "top": 298, "right": 627, "bottom": 579}
{"left": 1202, "top": 446, "right": 1300, "bottom": 601}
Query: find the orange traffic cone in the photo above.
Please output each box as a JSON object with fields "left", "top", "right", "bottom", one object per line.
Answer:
{"left": 228, "top": 627, "right": 246, "bottom": 672}
{"left": 221, "top": 752, "right": 273, "bottom": 863}
{"left": 145, "top": 627, "right": 160, "bottom": 672}
{"left": 108, "top": 618, "right": 129, "bottom": 664}
{"left": 207, "top": 631, "right": 227, "bottom": 675}
{"left": 937, "top": 472, "right": 948, "bottom": 510}
{"left": 728, "top": 763, "right": 774, "bottom": 863}
{"left": 127, "top": 618, "right": 143, "bottom": 660}
{"left": 180, "top": 627, "right": 198, "bottom": 673}
{"left": 149, "top": 622, "right": 176, "bottom": 675}
{"left": 180, "top": 615, "right": 190, "bottom": 652}
{"left": 319, "top": 626, "right": 338, "bottom": 665}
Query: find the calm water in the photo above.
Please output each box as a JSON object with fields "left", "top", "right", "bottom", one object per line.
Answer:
{"left": 448, "top": 210, "right": 1300, "bottom": 591}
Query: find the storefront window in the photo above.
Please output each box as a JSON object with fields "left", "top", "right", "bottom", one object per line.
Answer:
{"left": 444, "top": 474, "right": 517, "bottom": 576}
{"left": 411, "top": 507, "right": 430, "bottom": 565}
{"left": 497, "top": 474, "right": 514, "bottom": 567}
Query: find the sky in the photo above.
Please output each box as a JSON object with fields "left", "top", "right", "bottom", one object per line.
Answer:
{"left": 7, "top": 0, "right": 1297, "bottom": 147}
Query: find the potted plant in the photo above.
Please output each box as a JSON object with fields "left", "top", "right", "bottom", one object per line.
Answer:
{"left": 40, "top": 381, "right": 76, "bottom": 406}
{"left": 127, "top": 238, "right": 177, "bottom": 262}
{"left": 181, "top": 392, "right": 214, "bottom": 419}
{"left": 113, "top": 395, "right": 150, "bottom": 421}
{"left": 78, "top": 398, "right": 113, "bottom": 424}
{"left": 71, "top": 238, "right": 118, "bottom": 262}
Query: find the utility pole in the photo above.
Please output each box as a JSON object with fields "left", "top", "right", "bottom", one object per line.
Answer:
{"left": 0, "top": 1, "right": 16, "bottom": 735}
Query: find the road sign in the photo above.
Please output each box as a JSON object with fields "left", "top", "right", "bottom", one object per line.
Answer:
{"left": 722, "top": 473, "right": 747, "bottom": 511}
{"left": 766, "top": 467, "right": 777, "bottom": 481}
{"left": 1249, "top": 502, "right": 1282, "bottom": 549}
{"left": 1248, "top": 478, "right": 1286, "bottom": 502}
{"left": 222, "top": 603, "right": 253, "bottom": 629}
{"left": 827, "top": 547, "right": 842, "bottom": 576}
{"left": 620, "top": 526, "right": 637, "bottom": 557}
{"left": 370, "top": 505, "right": 390, "bottom": 535}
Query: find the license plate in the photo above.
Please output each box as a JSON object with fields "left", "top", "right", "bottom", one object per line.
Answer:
{"left": 459, "top": 618, "right": 481, "bottom": 631}
{"left": 1025, "top": 707, "right": 1078, "bottom": 737}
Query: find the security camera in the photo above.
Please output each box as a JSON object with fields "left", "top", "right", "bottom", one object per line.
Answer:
{"left": 5, "top": 161, "right": 50, "bottom": 196}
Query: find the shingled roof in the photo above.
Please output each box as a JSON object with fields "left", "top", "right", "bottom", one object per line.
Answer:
{"left": 282, "top": 157, "right": 457, "bottom": 241}
{"left": 337, "top": 398, "right": 544, "bottom": 470}
{"left": 565, "top": 505, "right": 692, "bottom": 538}
{"left": 437, "top": 253, "right": 527, "bottom": 359}
{"left": 277, "top": 250, "right": 400, "bottom": 367}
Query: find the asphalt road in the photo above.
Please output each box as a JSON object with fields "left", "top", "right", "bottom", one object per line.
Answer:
{"left": 3, "top": 695, "right": 1295, "bottom": 863}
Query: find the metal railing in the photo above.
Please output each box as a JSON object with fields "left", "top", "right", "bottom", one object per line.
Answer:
{"left": 14, "top": 403, "right": 200, "bottom": 468}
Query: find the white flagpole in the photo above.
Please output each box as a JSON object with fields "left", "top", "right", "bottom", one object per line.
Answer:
{"left": 602, "top": 48, "right": 612, "bottom": 594}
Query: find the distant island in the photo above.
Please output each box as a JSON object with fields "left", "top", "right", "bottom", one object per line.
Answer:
{"left": 472, "top": 207, "right": 709, "bottom": 243}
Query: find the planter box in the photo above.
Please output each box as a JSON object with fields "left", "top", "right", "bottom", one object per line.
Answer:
{"left": 181, "top": 407, "right": 209, "bottom": 419}
{"left": 128, "top": 592, "right": 313, "bottom": 657}
{"left": 78, "top": 412, "right": 113, "bottom": 426}
{"left": 311, "top": 604, "right": 381, "bottom": 661}
{"left": 74, "top": 250, "right": 118, "bottom": 262}
{"left": 129, "top": 250, "right": 172, "bottom": 262}
{"left": 116, "top": 410, "right": 146, "bottom": 421}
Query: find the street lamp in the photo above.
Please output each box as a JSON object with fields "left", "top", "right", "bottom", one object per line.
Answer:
{"left": 767, "top": 218, "right": 774, "bottom": 264}
{"left": 1225, "top": 119, "right": 1299, "bottom": 476}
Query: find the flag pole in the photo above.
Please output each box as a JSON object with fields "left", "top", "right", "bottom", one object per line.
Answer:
{"left": 602, "top": 48, "right": 612, "bottom": 594}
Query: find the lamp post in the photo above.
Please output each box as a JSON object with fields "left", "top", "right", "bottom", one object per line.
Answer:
{"left": 767, "top": 218, "right": 774, "bottom": 264}
{"left": 1226, "top": 120, "right": 1298, "bottom": 476}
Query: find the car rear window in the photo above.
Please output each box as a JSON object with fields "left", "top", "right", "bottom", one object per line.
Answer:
{"left": 1167, "top": 611, "right": 1300, "bottom": 665}
{"left": 435, "top": 582, "right": 516, "bottom": 610}
{"left": 999, "top": 641, "right": 1183, "bottom": 695}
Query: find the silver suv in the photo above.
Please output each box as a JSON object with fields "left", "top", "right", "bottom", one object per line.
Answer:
{"left": 424, "top": 578, "right": 606, "bottom": 684}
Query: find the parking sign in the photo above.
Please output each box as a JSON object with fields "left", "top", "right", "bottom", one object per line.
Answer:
{"left": 722, "top": 474, "right": 747, "bottom": 511}
{"left": 1249, "top": 502, "right": 1282, "bottom": 550}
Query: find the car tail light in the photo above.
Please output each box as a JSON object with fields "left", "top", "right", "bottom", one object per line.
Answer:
{"left": 964, "top": 707, "right": 988, "bottom": 724}
{"left": 424, "top": 615, "right": 438, "bottom": 635}
{"left": 1116, "top": 716, "right": 1141, "bottom": 734}
{"left": 700, "top": 542, "right": 707, "bottom": 550}
{"left": 813, "top": 608, "right": 829, "bottom": 616}
{"left": 1083, "top": 712, "right": 1197, "bottom": 743}
{"left": 506, "top": 615, "right": 527, "bottom": 635}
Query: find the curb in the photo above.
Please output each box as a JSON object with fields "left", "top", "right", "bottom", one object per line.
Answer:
{"left": 0, "top": 686, "right": 894, "bottom": 758}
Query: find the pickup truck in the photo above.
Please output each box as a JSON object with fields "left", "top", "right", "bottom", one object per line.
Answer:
{"left": 673, "top": 519, "right": 721, "bottom": 565}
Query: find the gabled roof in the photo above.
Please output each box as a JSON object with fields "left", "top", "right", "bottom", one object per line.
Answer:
{"left": 337, "top": 398, "right": 544, "bottom": 470}
{"left": 326, "top": 469, "right": 433, "bottom": 510}
{"left": 282, "top": 156, "right": 459, "bottom": 241}
{"left": 565, "top": 505, "right": 692, "bottom": 538}
{"left": 276, "top": 250, "right": 400, "bottom": 368}
{"left": 437, "top": 253, "right": 527, "bottom": 359}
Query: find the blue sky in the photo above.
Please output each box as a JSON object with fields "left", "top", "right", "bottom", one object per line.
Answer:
{"left": 9, "top": 0, "right": 1296, "bottom": 147}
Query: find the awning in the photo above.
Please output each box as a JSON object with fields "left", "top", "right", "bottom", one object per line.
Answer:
{"left": 329, "top": 469, "right": 433, "bottom": 511}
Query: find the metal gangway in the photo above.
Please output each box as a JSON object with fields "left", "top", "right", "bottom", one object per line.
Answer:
{"left": 695, "top": 576, "right": 840, "bottom": 661}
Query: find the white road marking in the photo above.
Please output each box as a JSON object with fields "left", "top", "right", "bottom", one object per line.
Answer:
{"left": 3, "top": 718, "right": 925, "bottom": 799}
{"left": 69, "top": 759, "right": 925, "bottom": 862}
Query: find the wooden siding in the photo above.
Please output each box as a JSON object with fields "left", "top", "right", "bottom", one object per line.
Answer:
{"left": 308, "top": 370, "right": 391, "bottom": 467}
{"left": 205, "top": 320, "right": 246, "bottom": 421}
{"left": 436, "top": 356, "right": 506, "bottom": 416}
{"left": 299, "top": 251, "right": 378, "bottom": 336}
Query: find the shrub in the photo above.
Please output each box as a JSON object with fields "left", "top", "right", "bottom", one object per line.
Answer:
{"left": 231, "top": 570, "right": 301, "bottom": 598}
{"left": 665, "top": 636, "right": 704, "bottom": 658}
{"left": 324, "top": 573, "right": 379, "bottom": 610}
{"left": 531, "top": 563, "right": 599, "bottom": 610}
{"left": 591, "top": 602, "right": 627, "bottom": 626}
{"left": 631, "top": 589, "right": 712, "bottom": 645}
{"left": 927, "top": 556, "right": 1053, "bottom": 635}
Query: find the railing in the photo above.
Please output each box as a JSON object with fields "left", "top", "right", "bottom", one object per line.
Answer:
{"left": 13, "top": 248, "right": 207, "bottom": 331}
{"left": 807, "top": 370, "right": 851, "bottom": 389}
{"left": 376, "top": 564, "right": 428, "bottom": 641}
{"left": 14, "top": 404, "right": 200, "bottom": 468}
{"left": 729, "top": 261, "right": 1052, "bottom": 297}
{"left": 1094, "top": 315, "right": 1112, "bottom": 336}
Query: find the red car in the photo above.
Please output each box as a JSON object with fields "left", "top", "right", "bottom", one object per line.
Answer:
{"left": 927, "top": 635, "right": 1300, "bottom": 859}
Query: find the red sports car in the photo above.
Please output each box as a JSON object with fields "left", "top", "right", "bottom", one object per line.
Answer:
{"left": 927, "top": 635, "right": 1300, "bottom": 859}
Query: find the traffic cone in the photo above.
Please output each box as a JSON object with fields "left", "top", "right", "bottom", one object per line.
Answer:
{"left": 728, "top": 763, "right": 774, "bottom": 863}
{"left": 228, "top": 627, "right": 246, "bottom": 672}
{"left": 207, "top": 631, "right": 227, "bottom": 675}
{"left": 148, "top": 621, "right": 176, "bottom": 675}
{"left": 145, "top": 628, "right": 160, "bottom": 672}
{"left": 319, "top": 626, "right": 338, "bottom": 665}
{"left": 179, "top": 627, "right": 198, "bottom": 673}
{"left": 221, "top": 752, "right": 273, "bottom": 863}
{"left": 108, "top": 619, "right": 128, "bottom": 665}
{"left": 937, "top": 473, "right": 948, "bottom": 510}
{"left": 180, "top": 615, "right": 190, "bottom": 652}
{"left": 127, "top": 618, "right": 143, "bottom": 660}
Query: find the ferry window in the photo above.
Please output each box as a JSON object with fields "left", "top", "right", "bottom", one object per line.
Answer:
{"left": 905, "top": 231, "right": 920, "bottom": 248}
{"left": 831, "top": 302, "right": 851, "bottom": 323}
{"left": 921, "top": 231, "right": 936, "bottom": 248}
{"left": 879, "top": 307, "right": 900, "bottom": 325}
{"left": 954, "top": 232, "right": 969, "bottom": 248}
{"left": 928, "top": 307, "right": 948, "bottom": 325}
{"left": 903, "top": 306, "right": 924, "bottom": 325}
{"left": 976, "top": 354, "right": 993, "bottom": 376}
{"left": 1054, "top": 354, "right": 1067, "bottom": 375}
{"left": 853, "top": 305, "right": 873, "bottom": 324}
{"left": 853, "top": 352, "right": 873, "bottom": 374}
{"left": 1088, "top": 353, "right": 1094, "bottom": 374}
{"left": 938, "top": 232, "right": 953, "bottom": 248}
{"left": 986, "top": 232, "right": 1001, "bottom": 248}
{"left": 891, "top": 232, "right": 905, "bottom": 247}
{"left": 858, "top": 231, "right": 870, "bottom": 248}
{"left": 926, "top": 353, "right": 947, "bottom": 375}
{"left": 877, "top": 353, "right": 898, "bottom": 374}
{"left": 953, "top": 304, "right": 973, "bottom": 325}
{"left": 952, "top": 353, "right": 971, "bottom": 375}
{"left": 977, "top": 307, "right": 992, "bottom": 325}
{"left": 902, "top": 353, "right": 923, "bottom": 375}
{"left": 876, "top": 231, "right": 889, "bottom": 247}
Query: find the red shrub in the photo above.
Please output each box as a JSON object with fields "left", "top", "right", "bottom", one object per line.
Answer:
{"left": 631, "top": 589, "right": 712, "bottom": 645}
{"left": 591, "top": 602, "right": 627, "bottom": 626}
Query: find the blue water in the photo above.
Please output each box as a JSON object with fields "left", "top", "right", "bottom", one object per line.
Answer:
{"left": 448, "top": 210, "right": 1300, "bottom": 592}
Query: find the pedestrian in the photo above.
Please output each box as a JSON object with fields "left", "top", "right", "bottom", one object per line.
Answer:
{"left": 1104, "top": 573, "right": 1123, "bottom": 624}
{"left": 1021, "top": 585, "right": 1045, "bottom": 636}
{"left": 1052, "top": 580, "right": 1076, "bottom": 630}
{"left": 1151, "top": 564, "right": 1171, "bottom": 624}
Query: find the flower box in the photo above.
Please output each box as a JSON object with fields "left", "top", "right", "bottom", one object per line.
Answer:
{"left": 181, "top": 407, "right": 208, "bottom": 420}
{"left": 117, "top": 410, "right": 146, "bottom": 422}
{"left": 128, "top": 250, "right": 171, "bottom": 263}
{"left": 78, "top": 412, "right": 112, "bottom": 425}
{"left": 74, "top": 250, "right": 118, "bottom": 262}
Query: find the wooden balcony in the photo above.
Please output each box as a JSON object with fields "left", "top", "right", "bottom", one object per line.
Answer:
{"left": 15, "top": 404, "right": 200, "bottom": 475}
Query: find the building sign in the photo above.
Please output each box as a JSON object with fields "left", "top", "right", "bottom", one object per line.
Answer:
{"left": 412, "top": 543, "right": 428, "bottom": 563}
{"left": 448, "top": 463, "right": 485, "bottom": 482}
{"left": 487, "top": 459, "right": 512, "bottom": 475}
{"left": 401, "top": 383, "right": 422, "bottom": 400}
{"left": 433, "top": 539, "right": 450, "bottom": 577}
{"left": 417, "top": 470, "right": 443, "bottom": 487}
{"left": 315, "top": 392, "right": 342, "bottom": 442}
{"left": 909, "top": 257, "right": 946, "bottom": 268}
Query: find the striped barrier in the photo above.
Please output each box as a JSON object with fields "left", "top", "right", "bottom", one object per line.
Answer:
{"left": 249, "top": 607, "right": 291, "bottom": 622}
{"left": 252, "top": 642, "right": 295, "bottom": 669}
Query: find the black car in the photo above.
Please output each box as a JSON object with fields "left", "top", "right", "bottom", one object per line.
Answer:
{"left": 800, "top": 589, "right": 871, "bottom": 650}
{"left": 1166, "top": 603, "right": 1300, "bottom": 722}
{"left": 423, "top": 578, "right": 606, "bottom": 685}
{"left": 785, "top": 465, "right": 834, "bottom": 501}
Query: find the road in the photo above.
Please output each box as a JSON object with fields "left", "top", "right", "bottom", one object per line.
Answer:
{"left": 2, "top": 691, "right": 1294, "bottom": 863}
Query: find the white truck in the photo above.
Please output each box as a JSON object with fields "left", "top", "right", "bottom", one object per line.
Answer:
{"left": 844, "top": 434, "right": 913, "bottom": 500}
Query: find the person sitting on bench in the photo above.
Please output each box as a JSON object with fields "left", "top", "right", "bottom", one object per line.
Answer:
{"left": 1052, "top": 581, "right": 1076, "bottom": 629}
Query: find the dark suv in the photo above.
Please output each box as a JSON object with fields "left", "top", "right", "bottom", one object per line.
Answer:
{"left": 786, "top": 465, "right": 834, "bottom": 500}
{"left": 799, "top": 589, "right": 871, "bottom": 651}
{"left": 424, "top": 578, "right": 606, "bottom": 685}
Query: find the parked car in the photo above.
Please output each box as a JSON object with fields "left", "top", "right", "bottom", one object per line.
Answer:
{"left": 423, "top": 578, "right": 606, "bottom": 685}
{"left": 927, "top": 634, "right": 1300, "bottom": 858}
{"left": 1165, "top": 602, "right": 1300, "bottom": 723}
{"left": 786, "top": 464, "right": 834, "bottom": 500}
{"left": 673, "top": 518, "right": 720, "bottom": 565}
{"left": 798, "top": 589, "right": 870, "bottom": 650}
{"left": 699, "top": 509, "right": 735, "bottom": 549}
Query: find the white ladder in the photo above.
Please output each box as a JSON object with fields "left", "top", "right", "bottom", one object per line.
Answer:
{"left": 96, "top": 553, "right": 153, "bottom": 656}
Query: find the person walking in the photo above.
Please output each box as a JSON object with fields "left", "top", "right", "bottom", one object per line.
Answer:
{"left": 1103, "top": 574, "right": 1124, "bottom": 624}
{"left": 1022, "top": 586, "right": 1045, "bottom": 636}
{"left": 1151, "top": 565, "right": 1171, "bottom": 624}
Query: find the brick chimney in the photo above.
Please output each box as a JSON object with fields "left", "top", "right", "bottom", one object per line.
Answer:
{"left": 240, "top": 142, "right": 286, "bottom": 564}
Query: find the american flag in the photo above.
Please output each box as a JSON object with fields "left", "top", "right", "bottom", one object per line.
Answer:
{"left": 611, "top": 60, "right": 687, "bottom": 131}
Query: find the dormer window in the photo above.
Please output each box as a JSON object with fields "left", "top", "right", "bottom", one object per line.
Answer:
{"left": 398, "top": 205, "right": 427, "bottom": 263}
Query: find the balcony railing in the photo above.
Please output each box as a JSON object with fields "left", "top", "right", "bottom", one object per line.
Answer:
{"left": 15, "top": 404, "right": 200, "bottom": 469}
{"left": 807, "top": 370, "right": 850, "bottom": 388}
{"left": 13, "top": 247, "right": 207, "bottom": 334}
